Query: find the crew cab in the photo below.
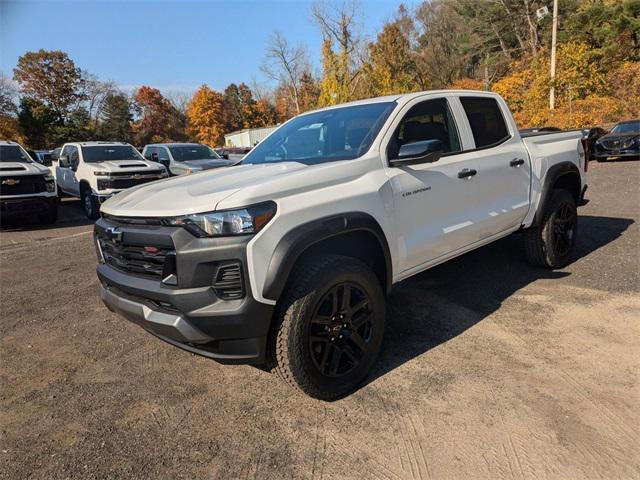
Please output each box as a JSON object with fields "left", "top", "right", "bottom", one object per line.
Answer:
{"left": 142, "top": 143, "right": 235, "bottom": 176}
{"left": 1, "top": 140, "right": 58, "bottom": 224}
{"left": 94, "top": 91, "right": 587, "bottom": 400}
{"left": 55, "top": 142, "right": 168, "bottom": 219}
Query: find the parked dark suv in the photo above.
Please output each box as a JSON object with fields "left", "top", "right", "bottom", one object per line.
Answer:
{"left": 594, "top": 120, "right": 639, "bottom": 162}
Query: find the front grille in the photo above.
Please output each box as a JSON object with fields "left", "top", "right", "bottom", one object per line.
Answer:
{"left": 99, "top": 238, "right": 171, "bottom": 278}
{"left": 600, "top": 139, "right": 623, "bottom": 150}
{"left": 0, "top": 175, "right": 47, "bottom": 195}
{"left": 109, "top": 176, "right": 159, "bottom": 189}
{"left": 213, "top": 264, "right": 244, "bottom": 300}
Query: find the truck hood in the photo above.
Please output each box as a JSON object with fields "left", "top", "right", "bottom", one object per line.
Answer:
{"left": 0, "top": 161, "right": 50, "bottom": 177}
{"left": 101, "top": 162, "right": 309, "bottom": 217}
{"left": 180, "top": 159, "right": 235, "bottom": 170}
{"left": 91, "top": 159, "right": 161, "bottom": 173}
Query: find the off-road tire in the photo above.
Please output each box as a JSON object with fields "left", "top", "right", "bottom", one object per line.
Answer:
{"left": 523, "top": 189, "right": 577, "bottom": 268}
{"left": 82, "top": 188, "right": 100, "bottom": 220}
{"left": 268, "top": 254, "right": 385, "bottom": 400}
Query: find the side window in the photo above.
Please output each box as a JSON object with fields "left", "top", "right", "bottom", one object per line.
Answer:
{"left": 460, "top": 97, "right": 510, "bottom": 149}
{"left": 158, "top": 147, "right": 170, "bottom": 161}
{"left": 69, "top": 146, "right": 79, "bottom": 162}
{"left": 143, "top": 147, "right": 155, "bottom": 160}
{"left": 389, "top": 98, "right": 461, "bottom": 159}
{"left": 61, "top": 146, "right": 71, "bottom": 158}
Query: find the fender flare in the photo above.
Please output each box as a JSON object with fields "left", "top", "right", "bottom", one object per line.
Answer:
{"left": 262, "top": 212, "right": 392, "bottom": 301}
{"left": 533, "top": 161, "right": 581, "bottom": 227}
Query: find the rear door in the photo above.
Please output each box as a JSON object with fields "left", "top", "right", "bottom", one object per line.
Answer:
{"left": 458, "top": 95, "right": 530, "bottom": 237}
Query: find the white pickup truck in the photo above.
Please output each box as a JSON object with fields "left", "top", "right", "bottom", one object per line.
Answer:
{"left": 56, "top": 141, "right": 168, "bottom": 219}
{"left": 1, "top": 140, "right": 58, "bottom": 224}
{"left": 94, "top": 91, "right": 586, "bottom": 399}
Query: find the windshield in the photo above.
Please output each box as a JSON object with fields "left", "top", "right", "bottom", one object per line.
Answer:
{"left": 82, "top": 145, "right": 144, "bottom": 163}
{"left": 611, "top": 122, "right": 639, "bottom": 134}
{"left": 243, "top": 102, "right": 396, "bottom": 165}
{"left": 168, "top": 145, "right": 221, "bottom": 162}
{"left": 0, "top": 145, "right": 33, "bottom": 163}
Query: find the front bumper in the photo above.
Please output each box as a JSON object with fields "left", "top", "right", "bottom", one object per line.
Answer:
{"left": 593, "top": 146, "right": 639, "bottom": 158}
{"left": 95, "top": 216, "right": 274, "bottom": 364}
{"left": 0, "top": 195, "right": 56, "bottom": 217}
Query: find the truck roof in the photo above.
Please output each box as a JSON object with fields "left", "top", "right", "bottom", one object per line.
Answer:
{"left": 300, "top": 89, "right": 498, "bottom": 116}
{"left": 145, "top": 143, "right": 205, "bottom": 148}
{"left": 64, "top": 141, "right": 132, "bottom": 147}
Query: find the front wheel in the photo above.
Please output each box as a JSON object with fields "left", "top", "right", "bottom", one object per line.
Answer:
{"left": 269, "top": 254, "right": 385, "bottom": 400}
{"left": 82, "top": 189, "right": 100, "bottom": 220}
{"left": 523, "top": 189, "right": 578, "bottom": 269}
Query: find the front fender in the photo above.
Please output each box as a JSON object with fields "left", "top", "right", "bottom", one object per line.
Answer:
{"left": 261, "top": 212, "right": 392, "bottom": 301}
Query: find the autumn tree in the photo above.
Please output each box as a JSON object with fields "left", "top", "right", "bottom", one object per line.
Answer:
{"left": 362, "top": 22, "right": 419, "bottom": 96}
{"left": 17, "top": 98, "right": 54, "bottom": 148}
{"left": 298, "top": 72, "right": 320, "bottom": 112}
{"left": 133, "top": 86, "right": 184, "bottom": 145}
{"left": 187, "top": 84, "right": 226, "bottom": 146}
{"left": 313, "top": 1, "right": 362, "bottom": 105}
{"left": 13, "top": 50, "right": 85, "bottom": 122}
{"left": 99, "top": 92, "right": 133, "bottom": 142}
{"left": 0, "top": 73, "right": 21, "bottom": 141}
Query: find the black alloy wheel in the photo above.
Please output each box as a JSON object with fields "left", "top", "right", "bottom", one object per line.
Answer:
{"left": 308, "top": 282, "right": 374, "bottom": 378}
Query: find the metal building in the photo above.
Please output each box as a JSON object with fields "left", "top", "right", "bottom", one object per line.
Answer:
{"left": 224, "top": 125, "right": 279, "bottom": 148}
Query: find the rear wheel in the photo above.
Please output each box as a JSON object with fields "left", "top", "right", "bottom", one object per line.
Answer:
{"left": 523, "top": 189, "right": 577, "bottom": 269}
{"left": 269, "top": 254, "right": 385, "bottom": 400}
{"left": 81, "top": 188, "right": 99, "bottom": 220}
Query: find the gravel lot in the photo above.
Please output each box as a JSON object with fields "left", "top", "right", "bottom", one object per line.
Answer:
{"left": 1, "top": 160, "right": 638, "bottom": 479}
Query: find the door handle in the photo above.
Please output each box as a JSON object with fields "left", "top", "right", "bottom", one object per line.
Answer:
{"left": 510, "top": 158, "right": 525, "bottom": 167}
{"left": 458, "top": 168, "right": 477, "bottom": 179}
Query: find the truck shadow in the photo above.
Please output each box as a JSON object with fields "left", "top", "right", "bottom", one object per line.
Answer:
{"left": 0, "top": 198, "right": 94, "bottom": 231}
{"left": 360, "top": 214, "right": 634, "bottom": 394}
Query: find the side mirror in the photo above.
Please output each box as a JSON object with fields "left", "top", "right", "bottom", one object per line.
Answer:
{"left": 41, "top": 154, "right": 52, "bottom": 167}
{"left": 59, "top": 155, "right": 71, "bottom": 168}
{"left": 151, "top": 152, "right": 159, "bottom": 162}
{"left": 222, "top": 153, "right": 229, "bottom": 160}
{"left": 391, "top": 139, "right": 443, "bottom": 166}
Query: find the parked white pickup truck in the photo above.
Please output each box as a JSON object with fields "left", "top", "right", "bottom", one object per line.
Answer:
{"left": 56, "top": 141, "right": 168, "bottom": 219}
{"left": 1, "top": 140, "right": 58, "bottom": 224}
{"left": 95, "top": 91, "right": 586, "bottom": 399}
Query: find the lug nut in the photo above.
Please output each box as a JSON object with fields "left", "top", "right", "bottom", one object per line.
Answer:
{"left": 330, "top": 337, "right": 335, "bottom": 341}
{"left": 339, "top": 335, "right": 343, "bottom": 339}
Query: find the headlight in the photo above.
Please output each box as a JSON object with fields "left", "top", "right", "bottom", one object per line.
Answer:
{"left": 158, "top": 169, "right": 169, "bottom": 177}
{"left": 97, "top": 179, "right": 111, "bottom": 190}
{"left": 44, "top": 174, "right": 55, "bottom": 192}
{"left": 93, "top": 171, "right": 110, "bottom": 176}
{"left": 623, "top": 136, "right": 639, "bottom": 148}
{"left": 166, "top": 201, "right": 277, "bottom": 237}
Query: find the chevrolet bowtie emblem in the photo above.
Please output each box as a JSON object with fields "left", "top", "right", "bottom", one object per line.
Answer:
{"left": 105, "top": 227, "right": 123, "bottom": 243}
{"left": 132, "top": 174, "right": 142, "bottom": 180}
{"left": 1, "top": 179, "right": 20, "bottom": 186}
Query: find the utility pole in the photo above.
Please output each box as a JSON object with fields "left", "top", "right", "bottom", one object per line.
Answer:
{"left": 549, "top": 0, "right": 558, "bottom": 110}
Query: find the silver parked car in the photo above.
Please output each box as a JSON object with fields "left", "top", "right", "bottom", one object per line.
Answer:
{"left": 142, "top": 143, "right": 236, "bottom": 176}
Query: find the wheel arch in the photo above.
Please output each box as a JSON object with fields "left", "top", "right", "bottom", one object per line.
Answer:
{"left": 262, "top": 212, "right": 392, "bottom": 301}
{"left": 533, "top": 161, "right": 581, "bottom": 227}
{"left": 79, "top": 179, "right": 92, "bottom": 194}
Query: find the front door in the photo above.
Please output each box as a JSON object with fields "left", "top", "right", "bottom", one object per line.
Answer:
{"left": 385, "top": 96, "right": 479, "bottom": 273}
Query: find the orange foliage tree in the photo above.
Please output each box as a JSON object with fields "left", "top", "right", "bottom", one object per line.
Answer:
{"left": 186, "top": 85, "right": 226, "bottom": 146}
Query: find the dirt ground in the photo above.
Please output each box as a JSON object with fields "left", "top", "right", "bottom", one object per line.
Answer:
{"left": 1, "top": 160, "right": 638, "bottom": 479}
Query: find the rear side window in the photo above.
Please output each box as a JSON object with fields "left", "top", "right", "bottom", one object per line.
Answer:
{"left": 460, "top": 97, "right": 510, "bottom": 148}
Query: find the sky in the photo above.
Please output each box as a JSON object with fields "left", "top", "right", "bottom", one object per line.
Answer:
{"left": 1, "top": 0, "right": 404, "bottom": 97}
